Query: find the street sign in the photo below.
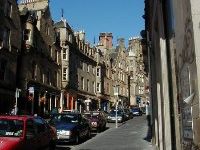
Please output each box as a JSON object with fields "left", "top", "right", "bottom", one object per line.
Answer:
{"left": 85, "top": 99, "right": 91, "bottom": 103}
{"left": 28, "top": 87, "right": 34, "bottom": 93}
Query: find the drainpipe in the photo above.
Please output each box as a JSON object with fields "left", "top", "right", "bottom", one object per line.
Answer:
{"left": 162, "top": 1, "right": 176, "bottom": 149}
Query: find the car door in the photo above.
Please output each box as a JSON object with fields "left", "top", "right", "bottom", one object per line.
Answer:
{"left": 24, "top": 119, "right": 38, "bottom": 150}
{"left": 81, "top": 116, "right": 90, "bottom": 137}
{"left": 34, "top": 118, "right": 50, "bottom": 149}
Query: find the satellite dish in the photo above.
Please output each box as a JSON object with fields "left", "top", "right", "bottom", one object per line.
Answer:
{"left": 184, "top": 93, "right": 195, "bottom": 104}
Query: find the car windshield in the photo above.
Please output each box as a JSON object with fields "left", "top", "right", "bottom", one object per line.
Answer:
{"left": 0, "top": 119, "right": 24, "bottom": 137}
{"left": 83, "top": 114, "right": 91, "bottom": 118}
{"left": 132, "top": 108, "right": 140, "bottom": 112}
{"left": 50, "top": 114, "right": 78, "bottom": 124}
{"left": 110, "top": 110, "right": 123, "bottom": 115}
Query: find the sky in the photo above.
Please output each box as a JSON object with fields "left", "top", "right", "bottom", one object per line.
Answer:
{"left": 50, "top": 0, "right": 144, "bottom": 47}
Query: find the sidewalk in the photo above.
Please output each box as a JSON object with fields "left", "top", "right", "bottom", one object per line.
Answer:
{"left": 74, "top": 116, "right": 155, "bottom": 150}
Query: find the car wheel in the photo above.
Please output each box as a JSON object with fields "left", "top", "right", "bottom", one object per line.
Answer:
{"left": 75, "top": 134, "right": 80, "bottom": 144}
{"left": 103, "top": 124, "right": 106, "bottom": 131}
{"left": 87, "top": 129, "right": 91, "bottom": 139}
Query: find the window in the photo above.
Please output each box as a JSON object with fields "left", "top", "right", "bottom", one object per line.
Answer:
{"left": 87, "top": 79, "right": 89, "bottom": 91}
{"left": 23, "top": 29, "right": 31, "bottom": 41}
{"left": 106, "top": 83, "right": 109, "bottom": 93}
{"left": 47, "top": 69, "right": 51, "bottom": 85}
{"left": 45, "top": 24, "right": 49, "bottom": 35}
{"left": 63, "top": 67, "right": 68, "bottom": 81}
{"left": 5, "top": 1, "right": 12, "bottom": 18}
{"left": 92, "top": 66, "right": 95, "bottom": 74}
{"left": 97, "top": 83, "right": 100, "bottom": 92}
{"left": 68, "top": 34, "right": 72, "bottom": 42}
{"left": 139, "top": 86, "right": 143, "bottom": 94}
{"left": 49, "top": 45, "right": 52, "bottom": 57}
{"left": 80, "top": 60, "right": 83, "bottom": 69}
{"left": 54, "top": 71, "right": 57, "bottom": 86}
{"left": 31, "top": 62, "right": 37, "bottom": 80}
{"left": 42, "top": 73, "right": 45, "bottom": 83}
{"left": 3, "top": 28, "right": 10, "bottom": 48}
{"left": 0, "top": 59, "right": 7, "bottom": 80}
{"left": 92, "top": 81, "right": 95, "bottom": 93}
{"left": 106, "top": 68, "right": 109, "bottom": 77}
{"left": 63, "top": 49, "right": 67, "bottom": 60}
{"left": 87, "top": 64, "right": 89, "bottom": 72}
{"left": 96, "top": 68, "right": 100, "bottom": 77}
{"left": 81, "top": 77, "right": 84, "bottom": 90}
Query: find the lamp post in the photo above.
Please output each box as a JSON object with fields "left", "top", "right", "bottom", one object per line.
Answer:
{"left": 114, "top": 85, "right": 119, "bottom": 128}
{"left": 15, "top": 88, "right": 21, "bottom": 115}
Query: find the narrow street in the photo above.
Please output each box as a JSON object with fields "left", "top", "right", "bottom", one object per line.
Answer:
{"left": 56, "top": 116, "right": 154, "bottom": 150}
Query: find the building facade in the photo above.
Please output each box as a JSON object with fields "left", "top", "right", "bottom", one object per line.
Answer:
{"left": 127, "top": 37, "right": 149, "bottom": 107}
{"left": 144, "top": 0, "right": 200, "bottom": 149}
{"left": 18, "top": 0, "right": 61, "bottom": 116}
{"left": 0, "top": 0, "right": 22, "bottom": 113}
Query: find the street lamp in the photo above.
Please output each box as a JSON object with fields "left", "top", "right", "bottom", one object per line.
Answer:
{"left": 15, "top": 88, "right": 21, "bottom": 115}
{"left": 114, "top": 85, "right": 119, "bottom": 128}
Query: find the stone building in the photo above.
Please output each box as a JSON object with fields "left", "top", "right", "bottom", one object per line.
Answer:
{"left": 75, "top": 31, "right": 98, "bottom": 112}
{"left": 96, "top": 33, "right": 131, "bottom": 109}
{"left": 96, "top": 33, "right": 114, "bottom": 111}
{"left": 0, "top": 0, "right": 22, "bottom": 113}
{"left": 54, "top": 18, "right": 78, "bottom": 111}
{"left": 144, "top": 0, "right": 200, "bottom": 149}
{"left": 17, "top": 0, "right": 61, "bottom": 116}
{"left": 110, "top": 38, "right": 129, "bottom": 108}
{"left": 127, "top": 37, "right": 149, "bottom": 107}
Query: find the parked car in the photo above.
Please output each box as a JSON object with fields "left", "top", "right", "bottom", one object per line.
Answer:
{"left": 0, "top": 115, "right": 56, "bottom": 150}
{"left": 123, "top": 108, "right": 134, "bottom": 120}
{"left": 83, "top": 111, "right": 107, "bottom": 132}
{"left": 49, "top": 112, "right": 91, "bottom": 144}
{"left": 107, "top": 110, "right": 126, "bottom": 123}
{"left": 131, "top": 107, "right": 143, "bottom": 116}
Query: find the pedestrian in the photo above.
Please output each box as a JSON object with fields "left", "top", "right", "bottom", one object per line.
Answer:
{"left": 146, "top": 101, "right": 151, "bottom": 126}
{"left": 58, "top": 107, "right": 62, "bottom": 113}
{"left": 144, "top": 101, "right": 152, "bottom": 142}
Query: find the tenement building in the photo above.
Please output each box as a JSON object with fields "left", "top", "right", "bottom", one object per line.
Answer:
{"left": 74, "top": 31, "right": 98, "bottom": 112}
{"left": 96, "top": 32, "right": 114, "bottom": 111}
{"left": 110, "top": 38, "right": 129, "bottom": 108}
{"left": 18, "top": 0, "right": 61, "bottom": 116}
{"left": 0, "top": 0, "right": 22, "bottom": 113}
{"left": 127, "top": 37, "right": 149, "bottom": 107}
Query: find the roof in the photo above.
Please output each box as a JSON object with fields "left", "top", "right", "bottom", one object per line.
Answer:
{"left": 54, "top": 19, "right": 73, "bottom": 32}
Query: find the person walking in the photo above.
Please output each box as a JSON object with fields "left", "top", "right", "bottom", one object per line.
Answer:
{"left": 144, "top": 101, "right": 152, "bottom": 142}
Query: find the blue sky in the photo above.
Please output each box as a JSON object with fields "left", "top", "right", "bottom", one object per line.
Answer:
{"left": 50, "top": 0, "right": 144, "bottom": 46}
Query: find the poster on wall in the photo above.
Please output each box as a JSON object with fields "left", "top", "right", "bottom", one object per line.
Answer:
{"left": 180, "top": 65, "right": 193, "bottom": 143}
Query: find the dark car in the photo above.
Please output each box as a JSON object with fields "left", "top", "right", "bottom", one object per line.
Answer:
{"left": 124, "top": 108, "right": 134, "bottom": 120}
{"left": 49, "top": 112, "right": 91, "bottom": 144}
{"left": 107, "top": 110, "right": 126, "bottom": 123}
{"left": 0, "top": 115, "right": 56, "bottom": 150}
{"left": 83, "top": 111, "right": 107, "bottom": 132}
{"left": 131, "top": 107, "right": 143, "bottom": 116}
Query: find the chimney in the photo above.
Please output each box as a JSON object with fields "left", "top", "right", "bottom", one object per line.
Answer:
{"left": 78, "top": 30, "right": 85, "bottom": 41}
{"left": 99, "top": 32, "right": 113, "bottom": 49}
